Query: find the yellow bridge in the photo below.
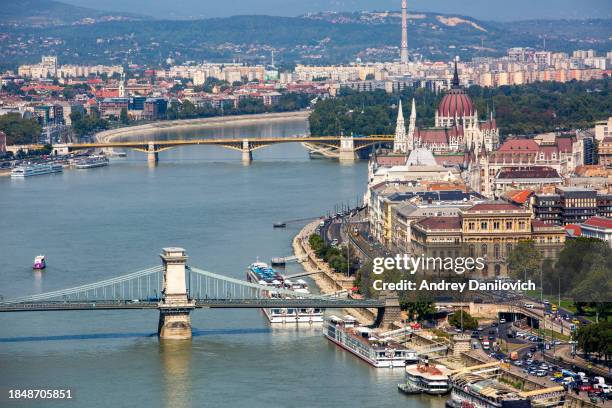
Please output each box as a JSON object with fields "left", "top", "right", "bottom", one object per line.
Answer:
{"left": 52, "top": 135, "right": 395, "bottom": 163}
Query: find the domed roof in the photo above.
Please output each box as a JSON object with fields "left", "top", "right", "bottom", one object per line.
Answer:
{"left": 437, "top": 58, "right": 474, "bottom": 118}
{"left": 438, "top": 89, "right": 475, "bottom": 118}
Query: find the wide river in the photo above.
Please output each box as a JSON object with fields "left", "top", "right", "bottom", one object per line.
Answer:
{"left": 0, "top": 116, "right": 444, "bottom": 408}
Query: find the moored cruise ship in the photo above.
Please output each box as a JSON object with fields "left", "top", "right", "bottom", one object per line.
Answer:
{"left": 11, "top": 163, "right": 63, "bottom": 178}
{"left": 75, "top": 155, "right": 109, "bottom": 169}
{"left": 247, "top": 261, "right": 324, "bottom": 324}
{"left": 323, "top": 315, "right": 419, "bottom": 368}
{"left": 399, "top": 358, "right": 452, "bottom": 395}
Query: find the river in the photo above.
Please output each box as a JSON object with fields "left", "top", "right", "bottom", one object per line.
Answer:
{"left": 0, "top": 116, "right": 445, "bottom": 408}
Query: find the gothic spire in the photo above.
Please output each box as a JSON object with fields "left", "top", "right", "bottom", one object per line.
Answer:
{"left": 452, "top": 57, "right": 460, "bottom": 88}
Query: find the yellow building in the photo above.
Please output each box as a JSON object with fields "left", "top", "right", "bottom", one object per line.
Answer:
{"left": 410, "top": 202, "right": 566, "bottom": 277}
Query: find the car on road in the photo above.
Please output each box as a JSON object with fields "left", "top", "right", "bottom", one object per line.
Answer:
{"left": 499, "top": 318, "right": 506, "bottom": 324}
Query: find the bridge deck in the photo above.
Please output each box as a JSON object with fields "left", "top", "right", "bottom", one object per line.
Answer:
{"left": 0, "top": 298, "right": 384, "bottom": 312}
{"left": 67, "top": 136, "right": 394, "bottom": 150}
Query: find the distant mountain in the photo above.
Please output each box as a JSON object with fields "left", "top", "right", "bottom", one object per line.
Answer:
{"left": 1, "top": 6, "right": 610, "bottom": 69}
{"left": 0, "top": 0, "right": 148, "bottom": 27}
{"left": 500, "top": 19, "right": 612, "bottom": 45}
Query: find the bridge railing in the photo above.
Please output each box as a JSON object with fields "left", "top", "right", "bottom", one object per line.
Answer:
{"left": 0, "top": 266, "right": 163, "bottom": 305}
{"left": 1, "top": 264, "right": 356, "bottom": 308}
{"left": 188, "top": 267, "right": 349, "bottom": 301}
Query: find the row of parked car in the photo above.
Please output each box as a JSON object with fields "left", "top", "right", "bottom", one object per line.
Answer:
{"left": 518, "top": 358, "right": 611, "bottom": 394}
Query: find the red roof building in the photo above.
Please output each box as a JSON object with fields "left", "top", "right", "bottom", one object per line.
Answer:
{"left": 580, "top": 216, "right": 612, "bottom": 246}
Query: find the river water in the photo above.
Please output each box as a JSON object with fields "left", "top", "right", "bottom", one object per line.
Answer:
{"left": 0, "top": 117, "right": 444, "bottom": 408}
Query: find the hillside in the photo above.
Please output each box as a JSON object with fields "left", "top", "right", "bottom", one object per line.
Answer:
{"left": 0, "top": 0, "right": 147, "bottom": 27}
{"left": 0, "top": 3, "right": 610, "bottom": 68}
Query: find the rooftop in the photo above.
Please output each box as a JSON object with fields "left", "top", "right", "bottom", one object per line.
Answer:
{"left": 582, "top": 216, "right": 612, "bottom": 229}
{"left": 496, "top": 167, "right": 561, "bottom": 180}
{"left": 497, "top": 138, "right": 540, "bottom": 152}
{"left": 406, "top": 147, "right": 438, "bottom": 167}
{"left": 464, "top": 202, "right": 523, "bottom": 212}
{"left": 415, "top": 216, "right": 462, "bottom": 231}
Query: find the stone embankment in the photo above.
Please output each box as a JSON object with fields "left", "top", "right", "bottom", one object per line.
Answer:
{"left": 292, "top": 220, "right": 375, "bottom": 324}
{"left": 95, "top": 111, "right": 310, "bottom": 143}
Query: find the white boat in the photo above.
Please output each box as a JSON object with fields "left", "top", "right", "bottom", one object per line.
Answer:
{"left": 323, "top": 315, "right": 419, "bottom": 368}
{"left": 33, "top": 255, "right": 46, "bottom": 270}
{"left": 11, "top": 163, "right": 63, "bottom": 178}
{"left": 247, "top": 262, "right": 324, "bottom": 324}
{"left": 399, "top": 359, "right": 452, "bottom": 395}
{"left": 75, "top": 156, "right": 109, "bottom": 169}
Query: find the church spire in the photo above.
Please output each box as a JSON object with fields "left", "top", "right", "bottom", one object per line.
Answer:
{"left": 407, "top": 98, "right": 416, "bottom": 151}
{"left": 393, "top": 100, "right": 407, "bottom": 153}
{"left": 451, "top": 57, "right": 460, "bottom": 88}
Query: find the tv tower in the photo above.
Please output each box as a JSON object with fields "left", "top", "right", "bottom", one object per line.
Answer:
{"left": 400, "top": 0, "right": 408, "bottom": 64}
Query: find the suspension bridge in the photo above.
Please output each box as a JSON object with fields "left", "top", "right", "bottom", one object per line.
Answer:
{"left": 0, "top": 248, "right": 395, "bottom": 339}
{"left": 50, "top": 134, "right": 395, "bottom": 164}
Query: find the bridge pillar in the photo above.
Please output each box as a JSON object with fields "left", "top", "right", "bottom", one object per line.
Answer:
{"left": 158, "top": 247, "right": 195, "bottom": 340}
{"left": 374, "top": 293, "right": 401, "bottom": 330}
{"left": 339, "top": 135, "right": 355, "bottom": 163}
{"left": 147, "top": 142, "right": 159, "bottom": 165}
{"left": 52, "top": 143, "right": 70, "bottom": 156}
{"left": 241, "top": 139, "right": 252, "bottom": 164}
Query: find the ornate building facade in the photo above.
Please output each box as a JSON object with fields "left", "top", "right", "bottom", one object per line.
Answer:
{"left": 393, "top": 60, "right": 499, "bottom": 155}
{"left": 411, "top": 202, "right": 565, "bottom": 277}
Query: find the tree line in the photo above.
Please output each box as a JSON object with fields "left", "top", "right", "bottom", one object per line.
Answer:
{"left": 508, "top": 237, "right": 612, "bottom": 323}
{"left": 0, "top": 113, "right": 42, "bottom": 145}
{"left": 309, "top": 78, "right": 611, "bottom": 138}
{"left": 308, "top": 234, "right": 358, "bottom": 276}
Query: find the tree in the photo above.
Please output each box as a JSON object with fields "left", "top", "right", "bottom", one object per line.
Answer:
{"left": 574, "top": 321, "right": 612, "bottom": 362}
{"left": 119, "top": 108, "right": 129, "bottom": 124}
{"left": 403, "top": 286, "right": 435, "bottom": 322}
{"left": 448, "top": 310, "right": 478, "bottom": 331}
{"left": 0, "top": 113, "right": 42, "bottom": 145}
{"left": 571, "top": 252, "right": 611, "bottom": 323}
{"left": 507, "top": 240, "right": 542, "bottom": 282}
{"left": 70, "top": 112, "right": 109, "bottom": 137}
{"left": 556, "top": 237, "right": 611, "bottom": 294}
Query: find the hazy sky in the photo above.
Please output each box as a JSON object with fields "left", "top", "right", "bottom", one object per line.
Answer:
{"left": 63, "top": 0, "right": 612, "bottom": 21}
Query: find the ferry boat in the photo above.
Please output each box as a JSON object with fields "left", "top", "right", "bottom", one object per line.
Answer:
{"left": 11, "top": 163, "right": 63, "bottom": 178}
{"left": 323, "top": 315, "right": 419, "bottom": 368}
{"left": 33, "top": 255, "right": 46, "bottom": 270}
{"left": 399, "top": 358, "right": 452, "bottom": 395}
{"left": 75, "top": 155, "right": 109, "bottom": 169}
{"left": 247, "top": 261, "right": 324, "bottom": 323}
